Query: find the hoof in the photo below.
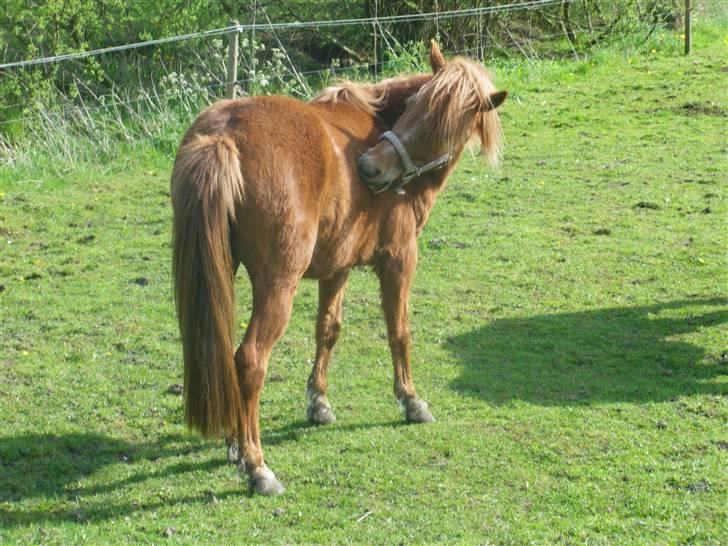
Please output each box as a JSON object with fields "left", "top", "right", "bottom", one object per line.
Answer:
{"left": 404, "top": 398, "right": 435, "bottom": 424}
{"left": 307, "top": 402, "right": 337, "bottom": 425}
{"left": 247, "top": 465, "right": 285, "bottom": 496}
{"left": 225, "top": 439, "right": 239, "bottom": 464}
{"left": 307, "top": 392, "right": 336, "bottom": 425}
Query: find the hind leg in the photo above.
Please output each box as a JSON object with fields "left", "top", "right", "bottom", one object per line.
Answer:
{"left": 234, "top": 278, "right": 298, "bottom": 495}
{"left": 307, "top": 271, "right": 348, "bottom": 425}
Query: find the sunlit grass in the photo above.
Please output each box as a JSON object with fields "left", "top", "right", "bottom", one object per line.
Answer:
{"left": 0, "top": 21, "right": 726, "bottom": 545}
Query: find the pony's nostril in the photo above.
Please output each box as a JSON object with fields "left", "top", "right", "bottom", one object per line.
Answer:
{"left": 357, "top": 155, "right": 381, "bottom": 178}
{"left": 365, "top": 166, "right": 381, "bottom": 177}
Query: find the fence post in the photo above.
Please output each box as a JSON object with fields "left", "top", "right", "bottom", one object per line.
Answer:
{"left": 684, "top": 0, "right": 692, "bottom": 55}
{"left": 226, "top": 20, "right": 240, "bottom": 99}
{"left": 372, "top": 0, "right": 378, "bottom": 78}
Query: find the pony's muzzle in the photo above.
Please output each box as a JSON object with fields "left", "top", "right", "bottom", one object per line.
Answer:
{"left": 358, "top": 146, "right": 406, "bottom": 194}
{"left": 356, "top": 153, "right": 382, "bottom": 180}
{"left": 357, "top": 152, "right": 394, "bottom": 193}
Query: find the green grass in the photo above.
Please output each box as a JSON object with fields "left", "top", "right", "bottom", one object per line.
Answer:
{"left": 1, "top": 21, "right": 727, "bottom": 545}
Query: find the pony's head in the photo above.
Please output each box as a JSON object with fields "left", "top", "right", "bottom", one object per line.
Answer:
{"left": 358, "top": 41, "right": 507, "bottom": 193}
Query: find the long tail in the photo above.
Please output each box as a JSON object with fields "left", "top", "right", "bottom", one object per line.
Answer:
{"left": 171, "top": 134, "right": 243, "bottom": 438}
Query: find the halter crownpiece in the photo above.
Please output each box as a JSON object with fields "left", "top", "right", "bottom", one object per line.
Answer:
{"left": 369, "top": 131, "right": 450, "bottom": 195}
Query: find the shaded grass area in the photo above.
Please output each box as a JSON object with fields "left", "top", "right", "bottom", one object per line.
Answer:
{"left": 1, "top": 22, "right": 727, "bottom": 545}
{"left": 451, "top": 298, "right": 727, "bottom": 406}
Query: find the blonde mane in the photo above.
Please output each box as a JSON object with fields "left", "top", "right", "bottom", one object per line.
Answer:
{"left": 416, "top": 58, "right": 503, "bottom": 165}
{"left": 312, "top": 81, "right": 383, "bottom": 115}
{"left": 311, "top": 75, "right": 431, "bottom": 123}
{"left": 312, "top": 60, "right": 502, "bottom": 165}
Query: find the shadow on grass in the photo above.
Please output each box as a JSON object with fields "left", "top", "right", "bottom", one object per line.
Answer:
{"left": 0, "top": 432, "right": 227, "bottom": 527}
{"left": 264, "top": 418, "right": 407, "bottom": 446}
{"left": 449, "top": 298, "right": 728, "bottom": 405}
{"left": 0, "top": 420, "right": 407, "bottom": 528}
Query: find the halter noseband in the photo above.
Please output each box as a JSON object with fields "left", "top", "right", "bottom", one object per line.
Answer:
{"left": 368, "top": 131, "right": 450, "bottom": 195}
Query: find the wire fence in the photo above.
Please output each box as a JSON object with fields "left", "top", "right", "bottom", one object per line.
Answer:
{"left": 0, "top": 0, "right": 568, "bottom": 71}
{"left": 0, "top": 43, "right": 498, "bottom": 127}
{"left": 0, "top": 0, "right": 686, "bottom": 132}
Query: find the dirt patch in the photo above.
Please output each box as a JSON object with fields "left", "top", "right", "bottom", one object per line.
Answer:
{"left": 634, "top": 201, "right": 660, "bottom": 210}
{"left": 645, "top": 102, "right": 726, "bottom": 118}
{"left": 687, "top": 479, "right": 711, "bottom": 493}
{"left": 166, "top": 384, "right": 183, "bottom": 395}
{"left": 675, "top": 102, "right": 726, "bottom": 117}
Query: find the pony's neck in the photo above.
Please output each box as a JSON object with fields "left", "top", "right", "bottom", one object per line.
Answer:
{"left": 407, "top": 143, "right": 467, "bottom": 232}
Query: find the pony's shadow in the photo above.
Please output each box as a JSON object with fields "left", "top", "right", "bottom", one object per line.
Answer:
{"left": 0, "top": 432, "right": 225, "bottom": 527}
{"left": 1, "top": 421, "right": 407, "bottom": 527}
{"left": 263, "top": 418, "right": 407, "bottom": 446}
{"left": 448, "top": 298, "right": 727, "bottom": 405}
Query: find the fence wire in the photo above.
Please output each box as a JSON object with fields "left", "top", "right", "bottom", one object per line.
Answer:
{"left": 0, "top": 0, "right": 571, "bottom": 70}
{"left": 0, "top": 28, "right": 590, "bottom": 128}
{"left": 0, "top": 1, "right": 682, "bottom": 131}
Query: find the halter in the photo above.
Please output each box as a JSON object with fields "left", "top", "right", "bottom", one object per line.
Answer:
{"left": 366, "top": 131, "right": 450, "bottom": 195}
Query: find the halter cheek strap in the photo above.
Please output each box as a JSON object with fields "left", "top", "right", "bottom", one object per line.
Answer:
{"left": 371, "top": 131, "right": 450, "bottom": 195}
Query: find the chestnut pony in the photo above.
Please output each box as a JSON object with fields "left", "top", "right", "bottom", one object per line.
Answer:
{"left": 171, "top": 41, "right": 506, "bottom": 495}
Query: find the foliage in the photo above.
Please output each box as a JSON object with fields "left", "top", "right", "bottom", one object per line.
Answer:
{"left": 1, "top": 1, "right": 689, "bottom": 126}
{"left": 0, "top": 1, "right": 227, "bottom": 114}
{"left": 0, "top": 12, "right": 701, "bottom": 170}
{"left": 0, "top": 19, "right": 726, "bottom": 544}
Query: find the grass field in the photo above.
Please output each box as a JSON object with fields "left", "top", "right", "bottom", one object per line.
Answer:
{"left": 1, "top": 21, "right": 727, "bottom": 545}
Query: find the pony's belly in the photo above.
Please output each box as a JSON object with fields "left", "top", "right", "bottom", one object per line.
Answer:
{"left": 302, "top": 262, "right": 339, "bottom": 279}
{"left": 304, "top": 236, "right": 376, "bottom": 279}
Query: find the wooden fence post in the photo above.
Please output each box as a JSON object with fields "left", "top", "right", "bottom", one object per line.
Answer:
{"left": 684, "top": 0, "right": 692, "bottom": 55}
{"left": 372, "top": 0, "right": 378, "bottom": 78}
{"left": 226, "top": 20, "right": 240, "bottom": 99}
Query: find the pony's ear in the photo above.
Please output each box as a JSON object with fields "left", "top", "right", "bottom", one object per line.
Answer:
{"left": 429, "top": 40, "right": 446, "bottom": 74}
{"left": 482, "top": 90, "right": 508, "bottom": 111}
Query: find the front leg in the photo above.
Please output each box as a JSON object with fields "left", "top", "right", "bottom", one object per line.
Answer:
{"left": 376, "top": 240, "right": 435, "bottom": 423}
